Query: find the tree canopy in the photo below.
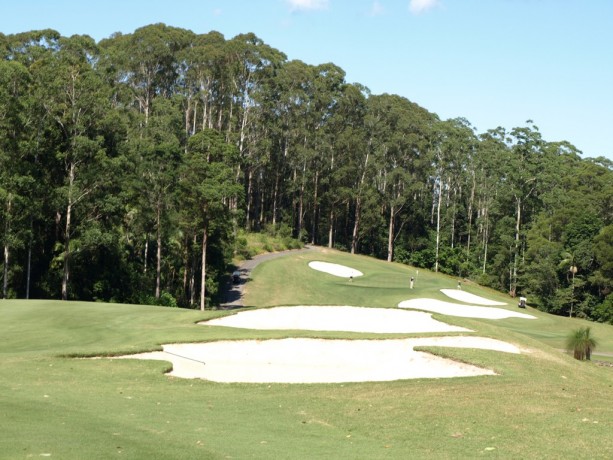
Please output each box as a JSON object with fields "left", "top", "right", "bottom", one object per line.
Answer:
{"left": 1, "top": 25, "right": 611, "bottom": 322}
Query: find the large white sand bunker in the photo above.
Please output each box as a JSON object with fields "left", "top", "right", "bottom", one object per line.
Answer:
{"left": 398, "top": 299, "right": 536, "bottom": 319}
{"left": 118, "top": 337, "right": 520, "bottom": 383}
{"left": 440, "top": 289, "right": 507, "bottom": 306}
{"left": 308, "top": 261, "right": 363, "bottom": 278}
{"left": 202, "top": 306, "right": 470, "bottom": 333}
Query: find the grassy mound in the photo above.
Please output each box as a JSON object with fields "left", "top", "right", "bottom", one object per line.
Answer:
{"left": 233, "top": 229, "right": 303, "bottom": 262}
{"left": 1, "top": 249, "right": 612, "bottom": 459}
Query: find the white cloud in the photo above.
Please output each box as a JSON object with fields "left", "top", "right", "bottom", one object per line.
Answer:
{"left": 370, "top": 1, "right": 385, "bottom": 16}
{"left": 286, "top": 0, "right": 329, "bottom": 12}
{"left": 409, "top": 0, "right": 440, "bottom": 15}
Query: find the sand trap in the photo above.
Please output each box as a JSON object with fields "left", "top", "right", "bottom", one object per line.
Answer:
{"left": 440, "top": 289, "right": 507, "bottom": 306}
{"left": 398, "top": 299, "right": 536, "bottom": 319}
{"left": 201, "top": 306, "right": 470, "bottom": 333}
{"left": 308, "top": 261, "right": 363, "bottom": 278}
{"left": 116, "top": 336, "right": 520, "bottom": 383}
{"left": 115, "top": 307, "right": 524, "bottom": 383}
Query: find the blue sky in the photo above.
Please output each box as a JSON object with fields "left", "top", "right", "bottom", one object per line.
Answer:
{"left": 2, "top": 0, "right": 611, "bottom": 160}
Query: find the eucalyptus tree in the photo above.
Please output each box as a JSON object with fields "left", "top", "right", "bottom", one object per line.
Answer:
{"left": 348, "top": 137, "right": 374, "bottom": 254}
{"left": 429, "top": 118, "right": 475, "bottom": 272}
{"left": 32, "top": 34, "right": 117, "bottom": 300}
{"left": 443, "top": 119, "right": 477, "bottom": 274}
{"left": 363, "top": 95, "right": 432, "bottom": 261}
{"left": 224, "top": 34, "right": 286, "bottom": 230}
{"left": 257, "top": 59, "right": 348, "bottom": 242}
{"left": 474, "top": 127, "right": 508, "bottom": 278}
{"left": 523, "top": 146, "right": 596, "bottom": 314}
{"left": 177, "top": 31, "right": 227, "bottom": 137}
{"left": 461, "top": 128, "right": 481, "bottom": 267}
{"left": 545, "top": 155, "right": 613, "bottom": 318}
{"left": 3, "top": 30, "right": 63, "bottom": 298}
{"left": 593, "top": 224, "right": 613, "bottom": 322}
{"left": 180, "top": 129, "right": 242, "bottom": 310}
{"left": 126, "top": 97, "right": 184, "bottom": 300}
{"left": 474, "top": 123, "right": 543, "bottom": 294}
{"left": 257, "top": 59, "right": 316, "bottom": 235}
{"left": 520, "top": 199, "right": 567, "bottom": 313}
{"left": 298, "top": 62, "right": 346, "bottom": 243}
{"left": 504, "top": 122, "right": 544, "bottom": 296}
{"left": 226, "top": 33, "right": 285, "bottom": 140}
{"left": 321, "top": 82, "right": 368, "bottom": 248}
{"left": 346, "top": 91, "right": 394, "bottom": 254}
{"left": 3, "top": 29, "right": 61, "bottom": 66}
{"left": 99, "top": 24, "right": 192, "bottom": 126}
{"left": 513, "top": 143, "right": 571, "bottom": 302}
{"left": 100, "top": 25, "right": 194, "bottom": 300}
{"left": 0, "top": 60, "right": 32, "bottom": 297}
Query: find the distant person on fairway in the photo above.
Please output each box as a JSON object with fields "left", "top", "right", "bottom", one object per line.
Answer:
{"left": 410, "top": 277, "right": 414, "bottom": 289}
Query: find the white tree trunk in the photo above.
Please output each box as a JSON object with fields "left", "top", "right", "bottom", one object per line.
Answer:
{"left": 155, "top": 205, "right": 162, "bottom": 300}
{"left": 482, "top": 204, "right": 489, "bottom": 275}
{"left": 189, "top": 234, "right": 197, "bottom": 307}
{"left": 3, "top": 194, "right": 11, "bottom": 298}
{"left": 272, "top": 172, "right": 279, "bottom": 227}
{"left": 143, "top": 237, "right": 148, "bottom": 274}
{"left": 328, "top": 209, "right": 334, "bottom": 248}
{"left": 26, "top": 241, "right": 31, "bottom": 299}
{"left": 62, "top": 163, "right": 75, "bottom": 301}
{"left": 466, "top": 171, "right": 476, "bottom": 256}
{"left": 245, "top": 169, "right": 253, "bottom": 230}
{"left": 387, "top": 204, "right": 394, "bottom": 262}
{"left": 298, "top": 161, "right": 306, "bottom": 237}
{"left": 351, "top": 196, "right": 361, "bottom": 255}
{"left": 200, "top": 224, "right": 208, "bottom": 311}
{"left": 311, "top": 171, "right": 318, "bottom": 245}
{"left": 511, "top": 198, "right": 521, "bottom": 296}
{"left": 434, "top": 177, "right": 443, "bottom": 273}
{"left": 351, "top": 152, "right": 369, "bottom": 254}
{"left": 3, "top": 244, "right": 8, "bottom": 299}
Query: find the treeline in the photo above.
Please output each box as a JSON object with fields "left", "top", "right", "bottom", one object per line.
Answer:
{"left": 0, "top": 24, "right": 611, "bottom": 321}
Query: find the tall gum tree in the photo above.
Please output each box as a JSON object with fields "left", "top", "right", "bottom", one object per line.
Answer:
{"left": 36, "top": 35, "right": 111, "bottom": 300}
{"left": 101, "top": 25, "right": 190, "bottom": 300}
{"left": 0, "top": 60, "right": 32, "bottom": 297}
{"left": 178, "top": 31, "right": 227, "bottom": 137}
{"left": 4, "top": 30, "right": 61, "bottom": 299}
{"left": 322, "top": 83, "right": 367, "bottom": 249}
{"left": 181, "top": 129, "right": 241, "bottom": 310}
{"left": 225, "top": 33, "right": 285, "bottom": 230}
{"left": 475, "top": 127, "right": 508, "bottom": 276}
{"left": 506, "top": 122, "right": 543, "bottom": 296}
{"left": 366, "top": 94, "right": 434, "bottom": 262}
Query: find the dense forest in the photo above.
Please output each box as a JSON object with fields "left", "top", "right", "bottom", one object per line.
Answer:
{"left": 0, "top": 24, "right": 611, "bottom": 321}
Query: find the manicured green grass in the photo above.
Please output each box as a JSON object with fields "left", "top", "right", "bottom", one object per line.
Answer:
{"left": 2, "top": 249, "right": 612, "bottom": 459}
{"left": 244, "top": 248, "right": 510, "bottom": 308}
{"left": 245, "top": 248, "right": 613, "bottom": 352}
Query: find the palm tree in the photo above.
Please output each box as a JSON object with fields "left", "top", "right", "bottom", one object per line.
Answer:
{"left": 566, "top": 327, "right": 598, "bottom": 361}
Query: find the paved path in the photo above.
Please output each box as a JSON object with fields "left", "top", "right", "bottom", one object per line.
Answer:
{"left": 219, "top": 246, "right": 320, "bottom": 309}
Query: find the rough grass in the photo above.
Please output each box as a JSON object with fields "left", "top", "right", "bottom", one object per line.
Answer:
{"left": 1, "top": 249, "right": 613, "bottom": 459}
{"left": 233, "top": 230, "right": 303, "bottom": 262}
